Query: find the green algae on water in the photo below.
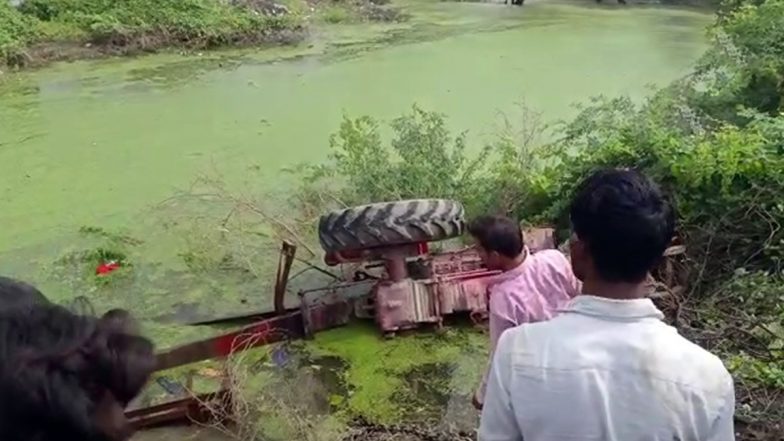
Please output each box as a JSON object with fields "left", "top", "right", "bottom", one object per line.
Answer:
{"left": 0, "top": 0, "right": 711, "bottom": 330}
{"left": 305, "top": 322, "right": 488, "bottom": 423}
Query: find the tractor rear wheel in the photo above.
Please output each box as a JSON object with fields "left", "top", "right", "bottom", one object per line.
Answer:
{"left": 318, "top": 199, "right": 465, "bottom": 252}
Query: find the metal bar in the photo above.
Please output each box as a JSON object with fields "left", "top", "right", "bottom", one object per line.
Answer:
{"left": 188, "top": 307, "right": 296, "bottom": 326}
{"left": 127, "top": 397, "right": 196, "bottom": 415}
{"left": 155, "top": 312, "right": 305, "bottom": 371}
{"left": 439, "top": 270, "right": 500, "bottom": 282}
{"left": 154, "top": 300, "right": 353, "bottom": 372}
{"left": 384, "top": 247, "right": 409, "bottom": 282}
{"left": 127, "top": 390, "right": 231, "bottom": 429}
{"left": 299, "top": 291, "right": 312, "bottom": 338}
{"left": 298, "top": 279, "right": 375, "bottom": 295}
{"left": 274, "top": 241, "right": 297, "bottom": 314}
{"left": 292, "top": 257, "right": 341, "bottom": 280}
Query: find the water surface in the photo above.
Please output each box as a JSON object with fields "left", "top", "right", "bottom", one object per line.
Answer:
{"left": 0, "top": 0, "right": 711, "bottom": 320}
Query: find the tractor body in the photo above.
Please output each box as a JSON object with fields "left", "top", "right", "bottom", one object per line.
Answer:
{"left": 129, "top": 199, "right": 557, "bottom": 429}
{"left": 320, "top": 244, "right": 497, "bottom": 334}
{"left": 309, "top": 221, "right": 557, "bottom": 335}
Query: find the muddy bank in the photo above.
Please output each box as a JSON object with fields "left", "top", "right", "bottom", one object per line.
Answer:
{"left": 7, "top": 28, "right": 308, "bottom": 70}
{"left": 1, "top": 0, "right": 405, "bottom": 69}
{"left": 342, "top": 418, "right": 475, "bottom": 441}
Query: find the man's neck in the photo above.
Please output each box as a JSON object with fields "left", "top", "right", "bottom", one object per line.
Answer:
{"left": 500, "top": 249, "right": 528, "bottom": 272}
{"left": 580, "top": 279, "right": 648, "bottom": 300}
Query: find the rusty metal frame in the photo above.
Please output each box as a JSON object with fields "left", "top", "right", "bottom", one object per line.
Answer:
{"left": 274, "top": 241, "right": 297, "bottom": 314}
{"left": 128, "top": 390, "right": 232, "bottom": 430}
{"left": 131, "top": 298, "right": 354, "bottom": 429}
{"left": 127, "top": 234, "right": 535, "bottom": 431}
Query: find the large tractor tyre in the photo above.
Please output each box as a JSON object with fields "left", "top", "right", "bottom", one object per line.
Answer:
{"left": 318, "top": 199, "right": 465, "bottom": 252}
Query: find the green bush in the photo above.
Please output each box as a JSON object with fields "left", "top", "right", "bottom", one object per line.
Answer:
{"left": 3, "top": 0, "right": 304, "bottom": 65}
{"left": 320, "top": 4, "right": 353, "bottom": 23}
{"left": 0, "top": 2, "right": 36, "bottom": 59}
{"left": 44, "top": 0, "right": 303, "bottom": 45}
{"left": 20, "top": 0, "right": 114, "bottom": 21}
{"left": 714, "top": 272, "right": 784, "bottom": 390}
{"left": 307, "top": 106, "right": 490, "bottom": 210}
{"left": 528, "top": 100, "right": 784, "bottom": 278}
{"left": 692, "top": 0, "right": 784, "bottom": 123}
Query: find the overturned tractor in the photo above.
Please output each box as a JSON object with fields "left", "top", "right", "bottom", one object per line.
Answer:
{"left": 129, "top": 199, "right": 558, "bottom": 429}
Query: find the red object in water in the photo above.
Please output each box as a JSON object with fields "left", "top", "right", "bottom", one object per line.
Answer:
{"left": 96, "top": 261, "right": 121, "bottom": 276}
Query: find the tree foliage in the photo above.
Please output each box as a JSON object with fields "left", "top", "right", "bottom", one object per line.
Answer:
{"left": 0, "top": 2, "right": 35, "bottom": 59}
{"left": 311, "top": 106, "right": 490, "bottom": 208}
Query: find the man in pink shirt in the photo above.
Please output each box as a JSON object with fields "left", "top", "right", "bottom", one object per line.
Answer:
{"left": 468, "top": 216, "right": 580, "bottom": 409}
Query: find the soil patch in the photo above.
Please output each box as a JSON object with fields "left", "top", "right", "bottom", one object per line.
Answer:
{"left": 342, "top": 418, "right": 475, "bottom": 441}
{"left": 9, "top": 28, "right": 306, "bottom": 69}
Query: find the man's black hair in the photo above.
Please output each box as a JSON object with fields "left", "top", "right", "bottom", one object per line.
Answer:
{"left": 0, "top": 276, "right": 50, "bottom": 311}
{"left": 467, "top": 215, "right": 524, "bottom": 259}
{"left": 0, "top": 299, "right": 155, "bottom": 441}
{"left": 101, "top": 308, "right": 140, "bottom": 335}
{"left": 570, "top": 168, "right": 675, "bottom": 283}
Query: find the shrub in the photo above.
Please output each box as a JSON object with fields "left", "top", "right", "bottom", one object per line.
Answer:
{"left": 307, "top": 106, "right": 489, "bottom": 213}
{"left": 3, "top": 0, "right": 304, "bottom": 64}
{"left": 0, "top": 2, "right": 36, "bottom": 61}
{"left": 320, "top": 4, "right": 352, "bottom": 23}
{"left": 19, "top": 0, "right": 113, "bottom": 21}
{"left": 692, "top": 0, "right": 784, "bottom": 123}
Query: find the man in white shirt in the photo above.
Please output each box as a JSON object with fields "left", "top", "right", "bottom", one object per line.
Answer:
{"left": 479, "top": 169, "right": 735, "bottom": 441}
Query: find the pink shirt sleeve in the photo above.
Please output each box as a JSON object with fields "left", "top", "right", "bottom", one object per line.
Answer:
{"left": 542, "top": 249, "right": 582, "bottom": 298}
{"left": 477, "top": 311, "right": 517, "bottom": 405}
{"left": 489, "top": 311, "right": 517, "bottom": 353}
{"left": 569, "top": 270, "right": 582, "bottom": 297}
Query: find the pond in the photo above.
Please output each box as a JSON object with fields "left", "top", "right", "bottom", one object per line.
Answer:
{"left": 0, "top": 0, "right": 711, "bottom": 328}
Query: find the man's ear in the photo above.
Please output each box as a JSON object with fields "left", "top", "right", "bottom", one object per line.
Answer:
{"left": 569, "top": 234, "right": 589, "bottom": 281}
{"left": 571, "top": 235, "right": 589, "bottom": 259}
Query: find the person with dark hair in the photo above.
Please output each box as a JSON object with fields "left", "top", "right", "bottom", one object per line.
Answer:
{"left": 479, "top": 169, "right": 734, "bottom": 441}
{"left": 0, "top": 276, "right": 50, "bottom": 311}
{"left": 100, "top": 308, "right": 140, "bottom": 335}
{"left": 468, "top": 215, "right": 580, "bottom": 410}
{"left": 0, "top": 297, "right": 156, "bottom": 441}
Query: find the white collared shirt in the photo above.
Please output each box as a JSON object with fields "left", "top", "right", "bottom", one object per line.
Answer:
{"left": 479, "top": 295, "right": 735, "bottom": 441}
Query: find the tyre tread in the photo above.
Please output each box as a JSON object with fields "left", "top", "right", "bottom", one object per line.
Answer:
{"left": 318, "top": 199, "right": 465, "bottom": 252}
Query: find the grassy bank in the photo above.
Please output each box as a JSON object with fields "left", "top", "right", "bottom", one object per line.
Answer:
{"left": 0, "top": 0, "right": 303, "bottom": 67}
{"left": 0, "top": 0, "right": 403, "bottom": 68}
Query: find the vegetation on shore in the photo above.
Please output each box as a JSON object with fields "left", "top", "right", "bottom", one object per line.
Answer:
{"left": 0, "top": 0, "right": 303, "bottom": 66}
{"left": 0, "top": 0, "right": 403, "bottom": 67}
